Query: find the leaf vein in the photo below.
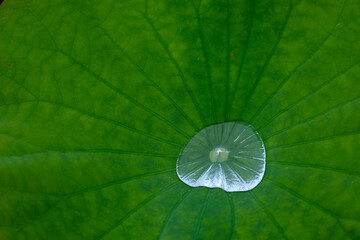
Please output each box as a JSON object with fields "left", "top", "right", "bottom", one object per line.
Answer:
{"left": 250, "top": 0, "right": 347, "bottom": 124}
{"left": 250, "top": 191, "right": 289, "bottom": 240}
{"left": 143, "top": 13, "right": 207, "bottom": 125}
{"left": 238, "top": 0, "right": 293, "bottom": 119}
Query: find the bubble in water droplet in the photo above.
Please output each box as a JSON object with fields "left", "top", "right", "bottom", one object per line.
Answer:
{"left": 176, "top": 122, "right": 265, "bottom": 192}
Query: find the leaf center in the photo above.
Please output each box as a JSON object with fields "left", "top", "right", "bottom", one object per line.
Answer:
{"left": 209, "top": 148, "right": 229, "bottom": 162}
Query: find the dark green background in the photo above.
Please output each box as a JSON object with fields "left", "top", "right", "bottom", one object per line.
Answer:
{"left": 0, "top": 0, "right": 359, "bottom": 239}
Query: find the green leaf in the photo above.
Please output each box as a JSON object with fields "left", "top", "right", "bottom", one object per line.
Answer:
{"left": 0, "top": 0, "right": 359, "bottom": 239}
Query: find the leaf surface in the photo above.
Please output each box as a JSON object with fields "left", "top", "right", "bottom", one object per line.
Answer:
{"left": 0, "top": 0, "right": 359, "bottom": 239}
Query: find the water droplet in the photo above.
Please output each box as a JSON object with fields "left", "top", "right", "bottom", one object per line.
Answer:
{"left": 176, "top": 122, "right": 265, "bottom": 192}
